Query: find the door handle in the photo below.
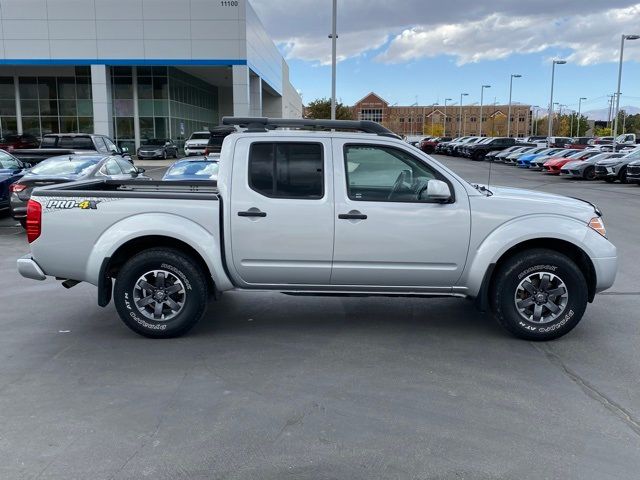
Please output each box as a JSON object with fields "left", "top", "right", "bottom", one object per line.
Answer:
{"left": 238, "top": 209, "right": 267, "bottom": 218}
{"left": 338, "top": 212, "right": 367, "bottom": 220}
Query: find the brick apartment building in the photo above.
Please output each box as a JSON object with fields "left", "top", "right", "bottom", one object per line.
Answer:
{"left": 352, "top": 92, "right": 532, "bottom": 138}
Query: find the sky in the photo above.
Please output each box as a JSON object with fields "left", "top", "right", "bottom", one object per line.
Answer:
{"left": 250, "top": 0, "right": 640, "bottom": 116}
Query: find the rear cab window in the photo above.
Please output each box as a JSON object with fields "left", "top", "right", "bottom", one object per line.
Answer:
{"left": 248, "top": 142, "right": 324, "bottom": 199}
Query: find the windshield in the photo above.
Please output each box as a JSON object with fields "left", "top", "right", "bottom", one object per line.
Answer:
{"left": 0, "top": 135, "right": 20, "bottom": 143}
{"left": 165, "top": 161, "right": 219, "bottom": 178}
{"left": 624, "top": 149, "right": 640, "bottom": 159}
{"left": 189, "top": 132, "right": 210, "bottom": 140}
{"left": 30, "top": 157, "right": 101, "bottom": 176}
{"left": 142, "top": 139, "right": 167, "bottom": 146}
{"left": 0, "top": 152, "right": 20, "bottom": 169}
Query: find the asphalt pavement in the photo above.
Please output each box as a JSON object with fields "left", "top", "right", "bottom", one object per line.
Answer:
{"left": 1, "top": 155, "right": 640, "bottom": 479}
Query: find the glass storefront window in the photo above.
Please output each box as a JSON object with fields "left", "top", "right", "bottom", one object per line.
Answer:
{"left": 19, "top": 78, "right": 39, "bottom": 99}
{"left": 78, "top": 117, "right": 93, "bottom": 133}
{"left": 0, "top": 78, "right": 15, "bottom": 99}
{"left": 37, "top": 77, "right": 57, "bottom": 99}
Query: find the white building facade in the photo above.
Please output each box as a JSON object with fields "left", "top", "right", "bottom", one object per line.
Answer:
{"left": 0, "top": 0, "right": 302, "bottom": 150}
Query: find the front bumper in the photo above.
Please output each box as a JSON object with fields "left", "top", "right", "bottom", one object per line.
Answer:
{"left": 17, "top": 255, "right": 46, "bottom": 281}
{"left": 595, "top": 166, "right": 619, "bottom": 178}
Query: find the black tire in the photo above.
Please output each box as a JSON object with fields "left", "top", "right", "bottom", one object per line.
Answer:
{"left": 19, "top": 219, "right": 26, "bottom": 229}
{"left": 114, "top": 248, "right": 208, "bottom": 338}
{"left": 583, "top": 166, "right": 596, "bottom": 180}
{"left": 619, "top": 166, "right": 628, "bottom": 184}
{"left": 472, "top": 151, "right": 484, "bottom": 161}
{"left": 490, "top": 248, "right": 588, "bottom": 341}
{"left": 163, "top": 150, "right": 167, "bottom": 160}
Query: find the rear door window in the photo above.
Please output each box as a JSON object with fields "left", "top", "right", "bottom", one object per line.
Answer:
{"left": 248, "top": 142, "right": 324, "bottom": 199}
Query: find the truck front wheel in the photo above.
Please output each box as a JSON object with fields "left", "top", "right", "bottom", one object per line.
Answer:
{"left": 114, "top": 248, "right": 208, "bottom": 338}
{"left": 490, "top": 249, "right": 588, "bottom": 341}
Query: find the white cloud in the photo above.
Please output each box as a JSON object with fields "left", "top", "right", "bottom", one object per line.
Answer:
{"left": 377, "top": 4, "right": 640, "bottom": 65}
{"left": 250, "top": 0, "right": 640, "bottom": 66}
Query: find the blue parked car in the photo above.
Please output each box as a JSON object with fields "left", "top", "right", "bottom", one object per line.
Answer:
{"left": 162, "top": 157, "right": 219, "bottom": 182}
{"left": 517, "top": 148, "right": 564, "bottom": 168}
{"left": 0, "top": 150, "right": 28, "bottom": 215}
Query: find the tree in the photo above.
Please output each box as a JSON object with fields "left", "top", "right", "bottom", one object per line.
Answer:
{"left": 305, "top": 98, "right": 353, "bottom": 120}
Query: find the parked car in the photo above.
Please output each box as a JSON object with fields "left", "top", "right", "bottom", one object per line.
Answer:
{"left": 529, "top": 149, "right": 574, "bottom": 171}
{"left": 448, "top": 136, "right": 480, "bottom": 156}
{"left": 435, "top": 137, "right": 465, "bottom": 154}
{"left": 10, "top": 154, "right": 148, "bottom": 226}
{"left": 492, "top": 146, "right": 528, "bottom": 163}
{"left": 594, "top": 148, "right": 640, "bottom": 183}
{"left": 588, "top": 136, "right": 613, "bottom": 146}
{"left": 542, "top": 149, "right": 601, "bottom": 175}
{"left": 564, "top": 137, "right": 594, "bottom": 150}
{"left": 560, "top": 152, "right": 625, "bottom": 180}
{"left": 464, "top": 137, "right": 517, "bottom": 161}
{"left": 504, "top": 147, "right": 548, "bottom": 165}
{"left": 626, "top": 157, "right": 640, "bottom": 184}
{"left": 12, "top": 133, "right": 130, "bottom": 166}
{"left": 516, "top": 148, "right": 565, "bottom": 168}
{"left": 460, "top": 137, "right": 493, "bottom": 158}
{"left": 0, "top": 150, "right": 28, "bottom": 215}
{"left": 420, "top": 136, "right": 452, "bottom": 153}
{"left": 524, "top": 136, "right": 548, "bottom": 146}
{"left": 17, "top": 117, "right": 617, "bottom": 342}
{"left": 547, "top": 137, "right": 572, "bottom": 148}
{"left": 162, "top": 158, "right": 220, "bottom": 182}
{"left": 137, "top": 139, "right": 179, "bottom": 160}
{"left": 203, "top": 126, "right": 238, "bottom": 155}
{"left": 183, "top": 131, "right": 211, "bottom": 156}
{"left": 0, "top": 134, "right": 39, "bottom": 152}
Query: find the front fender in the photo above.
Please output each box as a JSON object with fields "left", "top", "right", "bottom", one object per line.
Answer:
{"left": 459, "top": 214, "right": 602, "bottom": 297}
{"left": 85, "top": 213, "right": 233, "bottom": 290}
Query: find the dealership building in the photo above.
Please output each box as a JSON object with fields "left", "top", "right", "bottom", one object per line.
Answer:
{"left": 0, "top": 0, "right": 302, "bottom": 151}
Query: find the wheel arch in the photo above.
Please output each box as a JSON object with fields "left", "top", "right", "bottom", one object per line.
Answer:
{"left": 475, "top": 237, "right": 596, "bottom": 312}
{"left": 98, "top": 235, "right": 217, "bottom": 307}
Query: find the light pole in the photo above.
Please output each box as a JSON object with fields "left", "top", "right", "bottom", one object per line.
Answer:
{"left": 507, "top": 74, "right": 522, "bottom": 138}
{"left": 530, "top": 106, "right": 540, "bottom": 136}
{"left": 479, "top": 84, "right": 491, "bottom": 136}
{"left": 548, "top": 59, "right": 567, "bottom": 145}
{"left": 576, "top": 97, "right": 586, "bottom": 137}
{"left": 329, "top": 0, "right": 338, "bottom": 120}
{"left": 458, "top": 93, "right": 468, "bottom": 136}
{"left": 613, "top": 34, "right": 640, "bottom": 149}
{"left": 431, "top": 103, "right": 436, "bottom": 135}
{"left": 443, "top": 98, "right": 452, "bottom": 136}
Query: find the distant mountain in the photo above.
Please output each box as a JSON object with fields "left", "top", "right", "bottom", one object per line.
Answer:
{"left": 583, "top": 105, "right": 640, "bottom": 121}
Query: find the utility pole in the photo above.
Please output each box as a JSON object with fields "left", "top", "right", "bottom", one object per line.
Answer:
{"left": 443, "top": 98, "right": 452, "bottom": 136}
{"left": 507, "top": 74, "right": 522, "bottom": 137}
{"left": 576, "top": 97, "right": 586, "bottom": 137}
{"left": 458, "top": 93, "right": 468, "bottom": 136}
{"left": 547, "top": 60, "right": 566, "bottom": 145}
{"left": 613, "top": 34, "right": 640, "bottom": 149}
{"left": 479, "top": 84, "right": 490, "bottom": 136}
{"left": 329, "top": 0, "right": 337, "bottom": 120}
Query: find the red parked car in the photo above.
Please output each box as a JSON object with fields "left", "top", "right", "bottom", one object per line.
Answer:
{"left": 420, "top": 136, "right": 452, "bottom": 153}
{"left": 543, "top": 149, "right": 602, "bottom": 174}
{"left": 0, "top": 134, "right": 39, "bottom": 152}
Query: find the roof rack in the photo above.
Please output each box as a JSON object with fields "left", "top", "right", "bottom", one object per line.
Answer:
{"left": 221, "top": 117, "right": 400, "bottom": 138}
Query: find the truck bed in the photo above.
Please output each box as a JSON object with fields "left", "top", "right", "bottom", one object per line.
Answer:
{"left": 29, "top": 179, "right": 221, "bottom": 287}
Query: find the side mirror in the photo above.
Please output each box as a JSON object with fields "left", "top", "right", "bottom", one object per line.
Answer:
{"left": 137, "top": 167, "right": 145, "bottom": 173}
{"left": 425, "top": 180, "right": 452, "bottom": 203}
{"left": 120, "top": 147, "right": 129, "bottom": 154}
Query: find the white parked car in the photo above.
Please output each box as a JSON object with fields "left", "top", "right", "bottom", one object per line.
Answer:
{"left": 183, "top": 131, "right": 211, "bottom": 156}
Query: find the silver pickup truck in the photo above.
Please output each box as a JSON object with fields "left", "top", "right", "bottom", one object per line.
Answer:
{"left": 17, "top": 118, "right": 617, "bottom": 341}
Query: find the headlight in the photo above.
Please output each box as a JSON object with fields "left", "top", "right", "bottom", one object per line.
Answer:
{"left": 588, "top": 217, "right": 607, "bottom": 238}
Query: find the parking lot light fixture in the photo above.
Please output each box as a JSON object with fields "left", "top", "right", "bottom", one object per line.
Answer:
{"left": 613, "top": 34, "right": 640, "bottom": 149}
{"left": 444, "top": 98, "right": 452, "bottom": 136}
{"left": 507, "top": 74, "right": 522, "bottom": 138}
{"left": 479, "top": 85, "right": 491, "bottom": 137}
{"left": 548, "top": 60, "right": 567, "bottom": 144}
{"left": 459, "top": 93, "right": 469, "bottom": 136}
{"left": 576, "top": 97, "right": 587, "bottom": 136}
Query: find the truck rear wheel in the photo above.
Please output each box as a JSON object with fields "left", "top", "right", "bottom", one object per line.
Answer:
{"left": 114, "top": 248, "right": 208, "bottom": 338}
{"left": 490, "top": 249, "right": 588, "bottom": 341}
